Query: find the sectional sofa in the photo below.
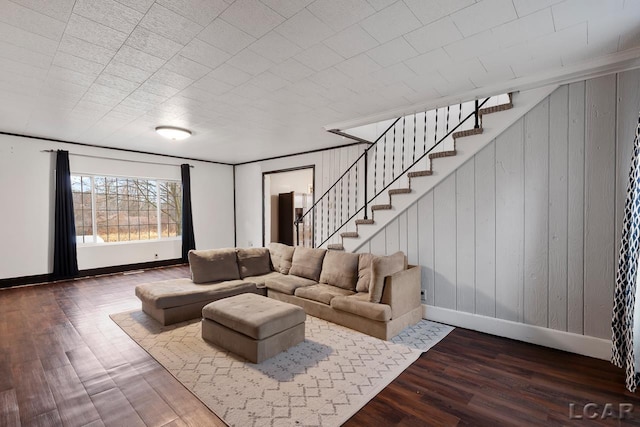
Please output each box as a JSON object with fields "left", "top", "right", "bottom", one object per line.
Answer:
{"left": 135, "top": 243, "right": 422, "bottom": 340}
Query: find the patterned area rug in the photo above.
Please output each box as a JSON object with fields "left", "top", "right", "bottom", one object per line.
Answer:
{"left": 111, "top": 311, "right": 453, "bottom": 427}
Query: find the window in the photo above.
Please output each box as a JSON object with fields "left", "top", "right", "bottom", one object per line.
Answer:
{"left": 71, "top": 175, "right": 182, "bottom": 244}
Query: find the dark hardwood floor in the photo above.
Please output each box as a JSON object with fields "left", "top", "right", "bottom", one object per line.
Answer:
{"left": 1, "top": 266, "right": 639, "bottom": 426}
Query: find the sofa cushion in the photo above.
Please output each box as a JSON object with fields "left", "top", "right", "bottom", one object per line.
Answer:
{"left": 188, "top": 248, "right": 240, "bottom": 284}
{"left": 369, "top": 251, "right": 406, "bottom": 303}
{"left": 265, "top": 274, "right": 316, "bottom": 295}
{"left": 331, "top": 293, "right": 392, "bottom": 322}
{"left": 237, "top": 247, "right": 271, "bottom": 278}
{"left": 135, "top": 278, "right": 256, "bottom": 309}
{"left": 294, "top": 283, "right": 355, "bottom": 305}
{"left": 243, "top": 271, "right": 283, "bottom": 286}
{"left": 355, "top": 253, "right": 374, "bottom": 292}
{"left": 289, "top": 247, "right": 326, "bottom": 282}
{"left": 319, "top": 251, "right": 359, "bottom": 291}
{"left": 268, "top": 242, "right": 295, "bottom": 274}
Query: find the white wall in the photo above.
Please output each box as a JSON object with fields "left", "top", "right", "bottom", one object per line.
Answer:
{"left": 361, "top": 69, "right": 640, "bottom": 344}
{"left": 0, "top": 133, "right": 234, "bottom": 279}
{"left": 235, "top": 144, "right": 365, "bottom": 248}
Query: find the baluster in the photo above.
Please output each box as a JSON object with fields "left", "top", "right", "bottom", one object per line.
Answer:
{"left": 423, "top": 110, "right": 427, "bottom": 154}
{"left": 392, "top": 123, "right": 396, "bottom": 180}
{"left": 353, "top": 163, "right": 356, "bottom": 218}
{"left": 458, "top": 102, "right": 462, "bottom": 124}
{"left": 434, "top": 107, "right": 438, "bottom": 148}
{"left": 413, "top": 113, "right": 417, "bottom": 163}
{"left": 474, "top": 99, "right": 480, "bottom": 129}
{"left": 340, "top": 178, "right": 343, "bottom": 224}
{"left": 446, "top": 105, "right": 450, "bottom": 151}
{"left": 333, "top": 186, "right": 337, "bottom": 234}
{"left": 401, "top": 116, "right": 406, "bottom": 172}
{"left": 373, "top": 142, "right": 377, "bottom": 195}
{"left": 320, "top": 198, "right": 323, "bottom": 245}
{"left": 383, "top": 133, "right": 387, "bottom": 188}
{"left": 363, "top": 151, "right": 368, "bottom": 219}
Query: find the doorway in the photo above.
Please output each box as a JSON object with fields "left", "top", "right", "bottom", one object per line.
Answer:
{"left": 262, "top": 166, "right": 314, "bottom": 247}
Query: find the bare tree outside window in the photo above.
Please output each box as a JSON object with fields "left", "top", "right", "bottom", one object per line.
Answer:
{"left": 71, "top": 175, "right": 181, "bottom": 243}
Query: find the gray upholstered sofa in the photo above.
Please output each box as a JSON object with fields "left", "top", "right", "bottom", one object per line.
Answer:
{"left": 135, "top": 243, "right": 422, "bottom": 340}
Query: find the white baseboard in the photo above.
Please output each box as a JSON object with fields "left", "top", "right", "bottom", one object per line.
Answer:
{"left": 423, "top": 305, "right": 612, "bottom": 360}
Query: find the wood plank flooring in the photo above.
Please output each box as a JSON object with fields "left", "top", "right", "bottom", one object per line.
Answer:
{"left": 0, "top": 266, "right": 638, "bottom": 426}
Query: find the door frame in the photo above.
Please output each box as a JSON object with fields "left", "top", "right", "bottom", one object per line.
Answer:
{"left": 262, "top": 165, "right": 315, "bottom": 247}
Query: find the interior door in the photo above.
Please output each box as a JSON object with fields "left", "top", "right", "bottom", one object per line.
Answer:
{"left": 278, "top": 191, "right": 294, "bottom": 245}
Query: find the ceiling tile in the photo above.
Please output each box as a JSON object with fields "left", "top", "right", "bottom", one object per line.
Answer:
{"left": 48, "top": 65, "right": 97, "bottom": 86}
{"left": 323, "top": 24, "right": 378, "bottom": 58}
{"left": 103, "top": 61, "right": 154, "bottom": 84}
{"left": 308, "top": 67, "right": 351, "bottom": 88}
{"left": 512, "top": 0, "right": 563, "bottom": 17}
{"left": 307, "top": 0, "right": 376, "bottom": 32}
{"left": 450, "top": 0, "right": 518, "bottom": 37}
{"left": 10, "top": 0, "right": 75, "bottom": 22}
{"left": 190, "top": 74, "right": 234, "bottom": 95}
{"left": 294, "top": 43, "right": 344, "bottom": 71}
{"left": 0, "top": 0, "right": 65, "bottom": 41}
{"left": 470, "top": 63, "right": 515, "bottom": 87}
{"left": 220, "top": 0, "right": 285, "bottom": 38}
{"left": 112, "top": 45, "right": 165, "bottom": 73}
{"left": 248, "top": 71, "right": 289, "bottom": 91}
{"left": 269, "top": 58, "right": 315, "bottom": 82}
{"left": 227, "top": 49, "right": 275, "bottom": 75}
{"left": 65, "top": 13, "right": 128, "bottom": 50}
{"left": 404, "top": 17, "right": 463, "bottom": 54}
{"left": 370, "top": 62, "right": 416, "bottom": 85}
{"left": 156, "top": 0, "right": 228, "bottom": 27}
{"left": 248, "top": 30, "right": 302, "bottom": 63}
{"left": 53, "top": 51, "right": 104, "bottom": 77}
{"left": 552, "top": 0, "right": 624, "bottom": 30}
{"left": 404, "top": 0, "right": 474, "bottom": 25}
{"left": 58, "top": 34, "right": 117, "bottom": 65}
{"left": 95, "top": 73, "right": 141, "bottom": 93}
{"left": 208, "top": 63, "right": 253, "bottom": 86}
{"left": 127, "top": 89, "right": 169, "bottom": 106}
{"left": 403, "top": 72, "right": 447, "bottom": 93}
{"left": 334, "top": 53, "right": 381, "bottom": 78}
{"left": 437, "top": 57, "right": 487, "bottom": 84}
{"left": 366, "top": 36, "right": 418, "bottom": 67}
{"left": 275, "top": 9, "right": 334, "bottom": 49}
{"left": 73, "top": 0, "right": 143, "bottom": 34}
{"left": 150, "top": 69, "right": 194, "bottom": 90}
{"left": 230, "top": 83, "right": 270, "bottom": 100}
{"left": 180, "top": 38, "right": 231, "bottom": 69}
{"left": 443, "top": 30, "right": 500, "bottom": 62}
{"left": 404, "top": 48, "right": 452, "bottom": 75}
{"left": 261, "top": 0, "right": 313, "bottom": 18}
{"left": 360, "top": 1, "right": 421, "bottom": 43}
{"left": 492, "top": 8, "right": 555, "bottom": 49}
{"left": 139, "top": 3, "right": 203, "bottom": 45}
{"left": 83, "top": 83, "right": 130, "bottom": 104}
{"left": 113, "top": 0, "right": 155, "bottom": 14}
{"left": 1, "top": 57, "right": 48, "bottom": 79}
{"left": 126, "top": 26, "right": 184, "bottom": 60}
{"left": 365, "top": 0, "right": 397, "bottom": 11}
{"left": 139, "top": 80, "right": 181, "bottom": 98}
{"left": 0, "top": 21, "right": 58, "bottom": 55}
{"left": 41, "top": 78, "right": 87, "bottom": 96}
{"left": 198, "top": 18, "right": 256, "bottom": 55}
{"left": 164, "top": 55, "right": 212, "bottom": 80}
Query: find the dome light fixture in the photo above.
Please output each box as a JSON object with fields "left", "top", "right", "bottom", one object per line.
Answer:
{"left": 155, "top": 126, "right": 192, "bottom": 140}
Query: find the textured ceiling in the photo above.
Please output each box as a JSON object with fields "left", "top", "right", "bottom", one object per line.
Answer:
{"left": 0, "top": 0, "right": 639, "bottom": 163}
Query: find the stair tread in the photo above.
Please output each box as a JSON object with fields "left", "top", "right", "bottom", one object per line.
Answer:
{"left": 479, "top": 102, "right": 513, "bottom": 115}
{"left": 327, "top": 244, "right": 344, "bottom": 250}
{"left": 340, "top": 232, "right": 358, "bottom": 238}
{"left": 453, "top": 127, "right": 483, "bottom": 139}
{"left": 389, "top": 188, "right": 411, "bottom": 195}
{"left": 355, "top": 219, "right": 374, "bottom": 225}
{"left": 371, "top": 204, "right": 392, "bottom": 210}
{"left": 408, "top": 170, "right": 432, "bottom": 178}
{"left": 429, "top": 150, "right": 456, "bottom": 159}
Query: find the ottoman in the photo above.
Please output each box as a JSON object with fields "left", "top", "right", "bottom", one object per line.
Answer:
{"left": 202, "top": 293, "right": 306, "bottom": 363}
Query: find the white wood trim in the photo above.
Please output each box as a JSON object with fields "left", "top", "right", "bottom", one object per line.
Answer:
{"left": 423, "top": 305, "right": 612, "bottom": 361}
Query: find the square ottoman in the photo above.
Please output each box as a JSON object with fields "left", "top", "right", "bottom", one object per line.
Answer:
{"left": 201, "top": 293, "right": 306, "bottom": 363}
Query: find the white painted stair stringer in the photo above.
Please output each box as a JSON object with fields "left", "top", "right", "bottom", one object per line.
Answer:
{"left": 343, "top": 84, "right": 559, "bottom": 253}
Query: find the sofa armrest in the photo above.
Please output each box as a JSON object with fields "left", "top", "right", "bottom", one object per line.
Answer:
{"left": 380, "top": 265, "right": 421, "bottom": 319}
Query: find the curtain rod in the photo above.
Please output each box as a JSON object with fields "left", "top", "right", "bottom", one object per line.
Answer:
{"left": 41, "top": 150, "right": 194, "bottom": 168}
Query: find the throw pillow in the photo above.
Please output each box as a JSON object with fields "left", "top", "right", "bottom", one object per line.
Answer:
{"left": 368, "top": 251, "right": 406, "bottom": 303}
{"left": 319, "top": 251, "right": 359, "bottom": 291}
{"left": 237, "top": 247, "right": 271, "bottom": 278}
{"left": 289, "top": 247, "right": 327, "bottom": 282}
{"left": 268, "top": 242, "right": 295, "bottom": 274}
{"left": 188, "top": 248, "right": 240, "bottom": 284}
{"left": 355, "top": 253, "right": 374, "bottom": 292}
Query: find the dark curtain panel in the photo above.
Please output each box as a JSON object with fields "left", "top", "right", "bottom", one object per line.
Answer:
{"left": 181, "top": 164, "right": 196, "bottom": 261}
{"left": 52, "top": 150, "right": 79, "bottom": 280}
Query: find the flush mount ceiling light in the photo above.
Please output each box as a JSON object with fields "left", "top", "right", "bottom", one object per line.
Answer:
{"left": 155, "top": 126, "right": 192, "bottom": 140}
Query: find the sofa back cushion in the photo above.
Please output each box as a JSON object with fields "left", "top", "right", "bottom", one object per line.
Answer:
{"left": 268, "top": 242, "right": 295, "bottom": 274}
{"left": 237, "top": 247, "right": 271, "bottom": 278}
{"left": 320, "top": 251, "right": 359, "bottom": 291}
{"left": 369, "top": 251, "right": 406, "bottom": 303}
{"left": 289, "top": 247, "right": 326, "bottom": 282}
{"left": 188, "top": 248, "right": 240, "bottom": 284}
{"left": 355, "top": 253, "right": 374, "bottom": 292}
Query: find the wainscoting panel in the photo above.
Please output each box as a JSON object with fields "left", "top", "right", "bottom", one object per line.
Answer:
{"left": 369, "top": 70, "right": 640, "bottom": 345}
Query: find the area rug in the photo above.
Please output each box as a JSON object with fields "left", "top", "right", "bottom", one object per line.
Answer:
{"left": 111, "top": 310, "right": 453, "bottom": 427}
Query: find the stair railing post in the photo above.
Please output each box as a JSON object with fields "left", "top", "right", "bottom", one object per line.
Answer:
{"left": 474, "top": 99, "right": 480, "bottom": 129}
{"left": 364, "top": 150, "right": 368, "bottom": 220}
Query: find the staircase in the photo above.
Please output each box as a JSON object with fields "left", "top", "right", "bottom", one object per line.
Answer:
{"left": 299, "top": 86, "right": 557, "bottom": 253}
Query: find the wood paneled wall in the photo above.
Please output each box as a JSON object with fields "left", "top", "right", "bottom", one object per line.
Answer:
{"left": 360, "top": 70, "right": 640, "bottom": 340}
